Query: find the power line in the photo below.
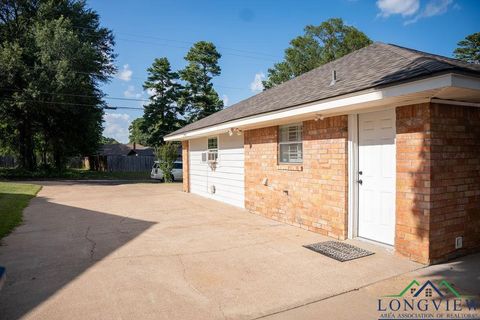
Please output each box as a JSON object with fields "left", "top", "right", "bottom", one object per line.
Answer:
{"left": 2, "top": 25, "right": 270, "bottom": 91}
{"left": 0, "top": 97, "right": 144, "bottom": 110}
{"left": 9, "top": 24, "right": 278, "bottom": 62}
{"left": 1, "top": 65, "right": 252, "bottom": 92}
{"left": 72, "top": 25, "right": 279, "bottom": 60}
{"left": 116, "top": 37, "right": 277, "bottom": 62}
{"left": 105, "top": 106, "right": 144, "bottom": 110}
{"left": 0, "top": 88, "right": 150, "bottom": 102}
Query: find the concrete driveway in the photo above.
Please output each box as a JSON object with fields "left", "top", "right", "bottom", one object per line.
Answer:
{"left": 0, "top": 181, "right": 422, "bottom": 320}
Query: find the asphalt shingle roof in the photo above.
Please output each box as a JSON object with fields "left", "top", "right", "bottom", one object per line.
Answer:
{"left": 166, "top": 42, "right": 480, "bottom": 138}
{"left": 98, "top": 143, "right": 132, "bottom": 156}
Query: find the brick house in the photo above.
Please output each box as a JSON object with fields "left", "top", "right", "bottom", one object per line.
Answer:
{"left": 165, "top": 43, "right": 480, "bottom": 264}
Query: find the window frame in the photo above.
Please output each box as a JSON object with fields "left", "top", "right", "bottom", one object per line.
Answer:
{"left": 278, "top": 123, "right": 303, "bottom": 164}
{"left": 173, "top": 162, "right": 183, "bottom": 170}
{"left": 425, "top": 288, "right": 432, "bottom": 297}
{"left": 207, "top": 136, "right": 219, "bottom": 163}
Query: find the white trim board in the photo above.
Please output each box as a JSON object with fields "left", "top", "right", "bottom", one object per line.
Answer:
{"left": 165, "top": 73, "right": 480, "bottom": 141}
{"left": 347, "top": 114, "right": 359, "bottom": 240}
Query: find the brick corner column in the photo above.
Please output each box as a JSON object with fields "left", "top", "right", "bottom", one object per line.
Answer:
{"left": 181, "top": 140, "right": 189, "bottom": 193}
{"left": 395, "top": 103, "right": 432, "bottom": 264}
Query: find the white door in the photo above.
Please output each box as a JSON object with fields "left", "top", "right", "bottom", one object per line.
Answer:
{"left": 358, "top": 109, "right": 396, "bottom": 245}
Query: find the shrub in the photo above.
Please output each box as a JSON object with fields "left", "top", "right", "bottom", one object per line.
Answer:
{"left": 156, "top": 142, "right": 178, "bottom": 182}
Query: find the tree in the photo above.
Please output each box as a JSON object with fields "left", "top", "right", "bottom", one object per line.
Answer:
{"left": 264, "top": 35, "right": 323, "bottom": 87}
{"left": 263, "top": 18, "right": 372, "bottom": 89}
{"left": 156, "top": 142, "right": 178, "bottom": 182}
{"left": 100, "top": 136, "right": 119, "bottom": 145}
{"left": 141, "top": 57, "right": 183, "bottom": 146}
{"left": 179, "top": 41, "right": 223, "bottom": 122}
{"left": 128, "top": 118, "right": 149, "bottom": 146}
{"left": 0, "top": 122, "right": 16, "bottom": 156}
{"left": 454, "top": 32, "right": 480, "bottom": 64}
{"left": 0, "top": 0, "right": 115, "bottom": 170}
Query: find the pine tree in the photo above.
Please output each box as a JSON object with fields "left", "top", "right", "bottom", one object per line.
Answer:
{"left": 454, "top": 32, "right": 480, "bottom": 64}
{"left": 142, "top": 57, "right": 183, "bottom": 146}
{"left": 179, "top": 41, "right": 223, "bottom": 122}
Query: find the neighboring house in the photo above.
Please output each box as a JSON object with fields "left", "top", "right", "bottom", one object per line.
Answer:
{"left": 98, "top": 143, "right": 155, "bottom": 157}
{"left": 87, "top": 143, "right": 156, "bottom": 172}
{"left": 164, "top": 43, "right": 480, "bottom": 265}
{"left": 98, "top": 143, "right": 134, "bottom": 156}
{"left": 125, "top": 143, "right": 155, "bottom": 157}
{"left": 124, "top": 143, "right": 182, "bottom": 160}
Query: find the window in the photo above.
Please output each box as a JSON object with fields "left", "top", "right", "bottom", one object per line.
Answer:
{"left": 279, "top": 124, "right": 303, "bottom": 163}
{"left": 425, "top": 288, "right": 432, "bottom": 297}
{"left": 173, "top": 162, "right": 182, "bottom": 169}
{"left": 207, "top": 137, "right": 218, "bottom": 162}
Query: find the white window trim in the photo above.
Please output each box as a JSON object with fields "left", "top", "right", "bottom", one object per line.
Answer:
{"left": 278, "top": 123, "right": 303, "bottom": 164}
{"left": 207, "top": 135, "right": 219, "bottom": 163}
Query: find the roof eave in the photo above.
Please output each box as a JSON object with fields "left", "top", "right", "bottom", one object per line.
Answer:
{"left": 165, "top": 72, "right": 480, "bottom": 141}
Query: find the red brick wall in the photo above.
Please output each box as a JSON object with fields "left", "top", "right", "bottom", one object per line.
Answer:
{"left": 395, "top": 103, "right": 480, "bottom": 264}
{"left": 395, "top": 103, "right": 432, "bottom": 263}
{"left": 428, "top": 103, "right": 480, "bottom": 262}
{"left": 244, "top": 116, "right": 349, "bottom": 239}
{"left": 182, "top": 140, "right": 189, "bottom": 192}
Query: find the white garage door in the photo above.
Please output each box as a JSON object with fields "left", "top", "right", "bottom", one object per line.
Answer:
{"left": 188, "top": 133, "right": 245, "bottom": 208}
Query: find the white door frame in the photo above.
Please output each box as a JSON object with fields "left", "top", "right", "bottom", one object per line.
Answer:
{"left": 347, "top": 107, "right": 396, "bottom": 242}
{"left": 347, "top": 114, "right": 359, "bottom": 239}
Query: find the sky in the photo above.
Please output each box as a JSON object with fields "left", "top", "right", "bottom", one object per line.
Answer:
{"left": 87, "top": 0, "right": 480, "bottom": 143}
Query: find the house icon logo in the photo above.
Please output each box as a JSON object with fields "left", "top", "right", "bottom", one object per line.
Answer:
{"left": 377, "top": 279, "right": 479, "bottom": 319}
{"left": 384, "top": 279, "right": 461, "bottom": 299}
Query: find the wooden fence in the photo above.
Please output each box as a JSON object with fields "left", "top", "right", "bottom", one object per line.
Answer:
{"left": 0, "top": 156, "right": 16, "bottom": 168}
{"left": 85, "top": 155, "right": 155, "bottom": 172}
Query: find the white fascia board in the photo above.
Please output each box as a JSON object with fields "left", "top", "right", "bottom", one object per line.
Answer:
{"left": 380, "top": 73, "right": 452, "bottom": 98}
{"left": 451, "top": 74, "right": 480, "bottom": 91}
{"left": 164, "top": 91, "right": 381, "bottom": 141}
{"left": 165, "top": 73, "right": 478, "bottom": 141}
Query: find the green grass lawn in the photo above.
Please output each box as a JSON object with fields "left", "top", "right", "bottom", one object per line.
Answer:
{"left": 0, "top": 182, "right": 42, "bottom": 240}
{"left": 0, "top": 168, "right": 151, "bottom": 181}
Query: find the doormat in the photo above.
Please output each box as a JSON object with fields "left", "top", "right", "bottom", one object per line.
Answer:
{"left": 303, "top": 241, "right": 374, "bottom": 262}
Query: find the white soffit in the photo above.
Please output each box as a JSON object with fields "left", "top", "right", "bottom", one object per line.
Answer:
{"left": 165, "top": 73, "right": 480, "bottom": 141}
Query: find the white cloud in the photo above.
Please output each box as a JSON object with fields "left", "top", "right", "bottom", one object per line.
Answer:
{"left": 103, "top": 113, "right": 132, "bottom": 143}
{"left": 222, "top": 94, "right": 229, "bottom": 107}
{"left": 377, "top": 0, "right": 455, "bottom": 25}
{"left": 376, "top": 0, "right": 419, "bottom": 17}
{"left": 146, "top": 88, "right": 156, "bottom": 96}
{"left": 123, "top": 85, "right": 142, "bottom": 99}
{"left": 117, "top": 64, "right": 133, "bottom": 81}
{"left": 404, "top": 0, "right": 453, "bottom": 25}
{"left": 250, "top": 72, "right": 265, "bottom": 92}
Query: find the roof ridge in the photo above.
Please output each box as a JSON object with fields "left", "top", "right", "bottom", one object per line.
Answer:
{"left": 184, "top": 42, "right": 382, "bottom": 126}
{"left": 232, "top": 42, "right": 381, "bottom": 103}
{"left": 384, "top": 43, "right": 478, "bottom": 71}
{"left": 280, "top": 41, "right": 381, "bottom": 83}
{"left": 165, "top": 42, "right": 480, "bottom": 138}
{"left": 377, "top": 43, "right": 435, "bottom": 75}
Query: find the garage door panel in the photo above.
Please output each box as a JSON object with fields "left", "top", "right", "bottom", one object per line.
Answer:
{"left": 188, "top": 133, "right": 245, "bottom": 208}
{"left": 213, "top": 166, "right": 244, "bottom": 175}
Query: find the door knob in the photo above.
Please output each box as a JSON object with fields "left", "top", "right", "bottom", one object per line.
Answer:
{"left": 358, "top": 179, "right": 363, "bottom": 185}
{"left": 358, "top": 171, "right": 363, "bottom": 175}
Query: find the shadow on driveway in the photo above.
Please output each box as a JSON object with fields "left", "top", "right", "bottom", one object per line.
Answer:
{"left": 0, "top": 194, "right": 155, "bottom": 320}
